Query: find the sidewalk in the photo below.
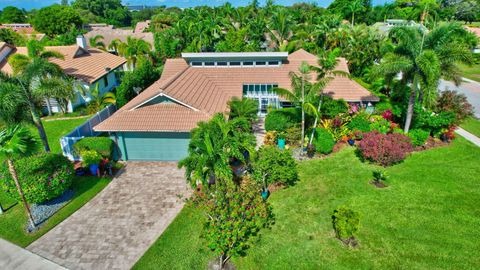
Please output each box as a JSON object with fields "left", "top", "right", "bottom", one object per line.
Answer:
{"left": 455, "top": 127, "right": 480, "bottom": 147}
{"left": 0, "top": 239, "right": 66, "bottom": 270}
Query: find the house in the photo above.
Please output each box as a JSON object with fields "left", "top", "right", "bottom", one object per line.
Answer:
{"left": 0, "top": 35, "right": 127, "bottom": 113}
{"left": 372, "top": 19, "right": 427, "bottom": 34}
{"left": 0, "top": 23, "right": 46, "bottom": 40}
{"left": 84, "top": 22, "right": 154, "bottom": 52}
{"left": 94, "top": 49, "right": 378, "bottom": 161}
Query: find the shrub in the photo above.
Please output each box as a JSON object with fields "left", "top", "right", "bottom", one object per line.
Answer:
{"left": 285, "top": 126, "right": 302, "bottom": 146}
{"left": 369, "top": 117, "right": 391, "bottom": 134}
{"left": 116, "top": 59, "right": 160, "bottom": 107}
{"left": 320, "top": 96, "right": 349, "bottom": 118}
{"left": 412, "top": 107, "right": 456, "bottom": 136}
{"left": 74, "top": 137, "right": 115, "bottom": 159}
{"left": 263, "top": 131, "right": 277, "bottom": 146}
{"left": 347, "top": 114, "right": 371, "bottom": 133}
{"left": 436, "top": 90, "right": 473, "bottom": 124}
{"left": 372, "top": 170, "right": 388, "bottom": 182}
{"left": 81, "top": 150, "right": 103, "bottom": 166}
{"left": 407, "top": 129, "right": 430, "bottom": 146}
{"left": 313, "top": 128, "right": 335, "bottom": 154}
{"left": 253, "top": 146, "right": 298, "bottom": 186}
{"left": 332, "top": 206, "right": 360, "bottom": 240}
{"left": 265, "top": 108, "right": 301, "bottom": 132}
{"left": 358, "top": 131, "right": 413, "bottom": 166}
{"left": 0, "top": 153, "right": 74, "bottom": 204}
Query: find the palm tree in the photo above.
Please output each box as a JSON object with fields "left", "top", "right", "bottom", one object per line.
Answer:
{"left": 1, "top": 42, "right": 67, "bottom": 152}
{"left": 78, "top": 83, "right": 116, "bottom": 113}
{"left": 108, "top": 38, "right": 122, "bottom": 54}
{"left": 117, "top": 37, "right": 152, "bottom": 69}
{"left": 373, "top": 23, "right": 473, "bottom": 132}
{"left": 0, "top": 126, "right": 38, "bottom": 228}
{"left": 308, "top": 49, "right": 350, "bottom": 144}
{"left": 89, "top": 34, "right": 106, "bottom": 50}
{"left": 227, "top": 97, "right": 258, "bottom": 123}
{"left": 271, "top": 61, "right": 318, "bottom": 152}
{"left": 179, "top": 113, "right": 256, "bottom": 187}
{"left": 348, "top": 0, "right": 364, "bottom": 27}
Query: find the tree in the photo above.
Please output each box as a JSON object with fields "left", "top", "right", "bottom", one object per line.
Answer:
{"left": 0, "top": 126, "right": 38, "bottom": 228}
{"left": 31, "top": 5, "right": 82, "bottom": 37}
{"left": 348, "top": 0, "right": 365, "bottom": 26}
{"left": 373, "top": 23, "right": 473, "bottom": 133}
{"left": 271, "top": 61, "right": 318, "bottom": 152}
{"left": 178, "top": 113, "right": 256, "bottom": 187}
{"left": 79, "top": 83, "right": 116, "bottom": 113}
{"left": 0, "top": 6, "right": 26, "bottom": 23}
{"left": 108, "top": 38, "right": 122, "bottom": 53}
{"left": 89, "top": 35, "right": 106, "bottom": 50}
{"left": 227, "top": 97, "right": 258, "bottom": 124}
{"left": 0, "top": 28, "right": 26, "bottom": 46}
{"left": 117, "top": 37, "right": 152, "bottom": 69}
{"left": 2, "top": 40, "right": 67, "bottom": 152}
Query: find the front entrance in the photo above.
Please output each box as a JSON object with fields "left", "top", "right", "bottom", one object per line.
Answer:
{"left": 243, "top": 83, "right": 280, "bottom": 116}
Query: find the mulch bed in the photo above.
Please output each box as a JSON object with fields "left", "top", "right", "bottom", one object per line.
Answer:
{"left": 369, "top": 180, "right": 388, "bottom": 188}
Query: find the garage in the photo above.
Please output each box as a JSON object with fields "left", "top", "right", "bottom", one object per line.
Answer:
{"left": 113, "top": 132, "right": 190, "bottom": 161}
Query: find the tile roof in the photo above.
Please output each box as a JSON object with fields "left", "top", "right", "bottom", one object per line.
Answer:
{"left": 466, "top": 27, "right": 480, "bottom": 38}
{"left": 0, "top": 45, "right": 126, "bottom": 84}
{"left": 94, "top": 49, "right": 378, "bottom": 132}
{"left": 84, "top": 29, "right": 154, "bottom": 49}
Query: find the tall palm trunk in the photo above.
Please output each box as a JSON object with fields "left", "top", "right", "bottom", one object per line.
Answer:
{"left": 301, "top": 77, "right": 305, "bottom": 152}
{"left": 351, "top": 12, "right": 355, "bottom": 27}
{"left": 309, "top": 94, "right": 323, "bottom": 145}
{"left": 404, "top": 76, "right": 418, "bottom": 133}
{"left": 7, "top": 159, "right": 35, "bottom": 229}
{"left": 30, "top": 106, "right": 50, "bottom": 152}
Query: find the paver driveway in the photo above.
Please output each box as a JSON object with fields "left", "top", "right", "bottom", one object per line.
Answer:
{"left": 28, "top": 162, "right": 191, "bottom": 270}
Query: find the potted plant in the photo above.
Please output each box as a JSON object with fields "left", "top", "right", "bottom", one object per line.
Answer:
{"left": 81, "top": 150, "right": 102, "bottom": 176}
{"left": 277, "top": 132, "right": 286, "bottom": 150}
{"left": 306, "top": 143, "right": 316, "bottom": 158}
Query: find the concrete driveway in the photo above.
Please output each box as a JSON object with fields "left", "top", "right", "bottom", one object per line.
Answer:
{"left": 27, "top": 162, "right": 191, "bottom": 270}
{"left": 439, "top": 79, "right": 480, "bottom": 118}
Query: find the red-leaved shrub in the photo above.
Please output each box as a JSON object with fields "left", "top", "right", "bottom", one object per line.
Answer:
{"left": 358, "top": 131, "right": 413, "bottom": 166}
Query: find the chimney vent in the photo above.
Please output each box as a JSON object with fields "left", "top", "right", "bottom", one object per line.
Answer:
{"left": 76, "top": 35, "right": 87, "bottom": 49}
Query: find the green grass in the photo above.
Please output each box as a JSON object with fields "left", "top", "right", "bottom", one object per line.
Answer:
{"left": 459, "top": 63, "right": 480, "bottom": 83}
{"left": 134, "top": 137, "right": 480, "bottom": 269}
{"left": 460, "top": 117, "right": 480, "bottom": 137}
{"left": 30, "top": 116, "right": 90, "bottom": 153}
{"left": 0, "top": 176, "right": 110, "bottom": 247}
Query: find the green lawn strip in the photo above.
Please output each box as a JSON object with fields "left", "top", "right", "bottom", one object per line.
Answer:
{"left": 459, "top": 63, "right": 480, "bottom": 83}
{"left": 135, "top": 138, "right": 480, "bottom": 269}
{"left": 460, "top": 117, "right": 480, "bottom": 137}
{"left": 0, "top": 176, "right": 110, "bottom": 247}
{"left": 29, "top": 116, "right": 90, "bottom": 154}
{"left": 132, "top": 204, "right": 213, "bottom": 270}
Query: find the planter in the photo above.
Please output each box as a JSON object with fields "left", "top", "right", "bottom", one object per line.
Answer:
{"left": 89, "top": 164, "right": 99, "bottom": 176}
{"left": 277, "top": 138, "right": 286, "bottom": 149}
{"left": 261, "top": 189, "right": 270, "bottom": 200}
{"left": 347, "top": 139, "right": 355, "bottom": 146}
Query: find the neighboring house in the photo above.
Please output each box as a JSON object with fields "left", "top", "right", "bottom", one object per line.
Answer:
{"left": 94, "top": 49, "right": 379, "bottom": 161}
{"left": 0, "top": 23, "right": 46, "bottom": 41}
{"left": 372, "top": 19, "right": 427, "bottom": 34}
{"left": 84, "top": 22, "right": 154, "bottom": 52}
{"left": 0, "top": 35, "right": 127, "bottom": 113}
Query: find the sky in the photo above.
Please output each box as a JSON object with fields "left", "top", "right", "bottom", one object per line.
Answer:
{"left": 0, "top": 0, "right": 392, "bottom": 11}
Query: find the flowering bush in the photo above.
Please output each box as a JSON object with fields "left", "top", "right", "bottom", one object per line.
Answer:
{"left": 382, "top": 109, "right": 393, "bottom": 121}
{"left": 436, "top": 90, "right": 473, "bottom": 124}
{"left": 358, "top": 131, "right": 413, "bottom": 166}
{"left": 369, "top": 117, "right": 391, "bottom": 134}
{"left": 0, "top": 153, "right": 74, "bottom": 204}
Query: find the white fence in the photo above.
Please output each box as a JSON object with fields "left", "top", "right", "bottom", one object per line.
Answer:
{"left": 60, "top": 105, "right": 116, "bottom": 161}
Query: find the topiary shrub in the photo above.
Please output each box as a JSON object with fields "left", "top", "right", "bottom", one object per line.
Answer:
{"left": 320, "top": 96, "right": 349, "bottom": 118}
{"left": 265, "top": 108, "right": 301, "bottom": 132}
{"left": 0, "top": 153, "right": 74, "bottom": 204}
{"left": 313, "top": 128, "right": 335, "bottom": 154}
{"left": 358, "top": 131, "right": 413, "bottom": 166}
{"left": 332, "top": 206, "right": 360, "bottom": 246}
{"left": 252, "top": 146, "right": 298, "bottom": 186}
{"left": 74, "top": 137, "right": 115, "bottom": 159}
{"left": 407, "top": 129, "right": 430, "bottom": 147}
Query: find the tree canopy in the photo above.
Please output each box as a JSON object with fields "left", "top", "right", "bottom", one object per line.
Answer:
{"left": 30, "top": 5, "right": 82, "bottom": 37}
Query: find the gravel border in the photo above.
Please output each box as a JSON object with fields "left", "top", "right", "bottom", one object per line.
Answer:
{"left": 27, "top": 190, "right": 75, "bottom": 232}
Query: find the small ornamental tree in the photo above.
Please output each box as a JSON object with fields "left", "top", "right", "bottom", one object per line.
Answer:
{"left": 332, "top": 206, "right": 360, "bottom": 247}
{"left": 194, "top": 178, "right": 273, "bottom": 269}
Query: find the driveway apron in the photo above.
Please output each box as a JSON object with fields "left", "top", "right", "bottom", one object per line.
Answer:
{"left": 27, "top": 162, "right": 191, "bottom": 270}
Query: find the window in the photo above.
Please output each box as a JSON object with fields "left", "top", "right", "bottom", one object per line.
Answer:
{"left": 268, "top": 61, "right": 280, "bottom": 66}
{"left": 255, "top": 61, "right": 266, "bottom": 66}
{"left": 103, "top": 76, "right": 108, "bottom": 88}
{"left": 230, "top": 61, "right": 241, "bottom": 66}
{"left": 204, "top": 62, "right": 215, "bottom": 66}
{"left": 243, "top": 61, "right": 254, "bottom": 66}
{"left": 217, "top": 61, "right": 228, "bottom": 66}
{"left": 191, "top": 61, "right": 202, "bottom": 66}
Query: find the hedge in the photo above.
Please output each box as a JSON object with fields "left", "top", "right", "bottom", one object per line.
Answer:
{"left": 265, "top": 108, "right": 301, "bottom": 132}
{"left": 74, "top": 137, "right": 115, "bottom": 159}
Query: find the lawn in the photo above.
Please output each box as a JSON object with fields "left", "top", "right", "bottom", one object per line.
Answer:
{"left": 134, "top": 137, "right": 480, "bottom": 269}
{"left": 459, "top": 63, "right": 480, "bottom": 83}
{"left": 0, "top": 176, "right": 110, "bottom": 247}
{"left": 30, "top": 116, "right": 90, "bottom": 153}
{"left": 460, "top": 117, "right": 480, "bottom": 137}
